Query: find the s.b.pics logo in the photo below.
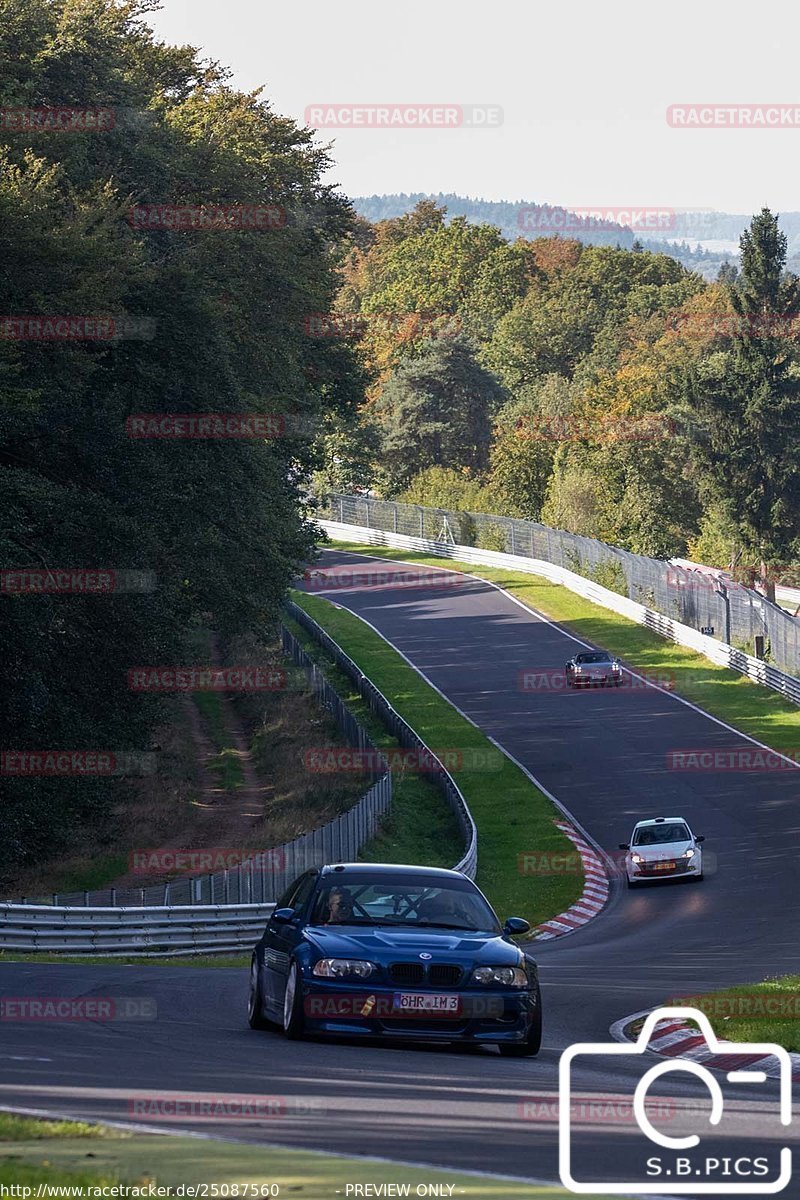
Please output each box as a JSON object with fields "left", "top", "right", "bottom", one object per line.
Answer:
{"left": 559, "top": 1007, "right": 791, "bottom": 1194}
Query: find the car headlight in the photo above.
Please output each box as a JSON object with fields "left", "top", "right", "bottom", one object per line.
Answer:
{"left": 631, "top": 853, "right": 643, "bottom": 863}
{"left": 683, "top": 848, "right": 696, "bottom": 859}
{"left": 470, "top": 966, "right": 528, "bottom": 987}
{"left": 312, "top": 958, "right": 377, "bottom": 979}
{"left": 611, "top": 661, "right": 621, "bottom": 672}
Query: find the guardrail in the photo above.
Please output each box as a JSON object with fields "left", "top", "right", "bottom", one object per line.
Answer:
{"left": 285, "top": 600, "right": 478, "bottom": 878}
{"left": 317, "top": 520, "right": 800, "bottom": 707}
{"left": 0, "top": 902, "right": 275, "bottom": 956}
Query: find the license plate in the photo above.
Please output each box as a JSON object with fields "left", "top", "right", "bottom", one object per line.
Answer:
{"left": 653, "top": 861, "right": 676, "bottom": 871}
{"left": 393, "top": 992, "right": 460, "bottom": 1014}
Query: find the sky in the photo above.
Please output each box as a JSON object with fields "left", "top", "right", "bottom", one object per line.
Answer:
{"left": 146, "top": 0, "right": 799, "bottom": 215}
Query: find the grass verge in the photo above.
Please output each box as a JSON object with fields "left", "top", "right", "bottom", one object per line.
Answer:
{"left": 290, "top": 591, "right": 583, "bottom": 927}
{"left": 283, "top": 610, "right": 463, "bottom": 869}
{"left": 0, "top": 1113, "right": 607, "bottom": 1198}
{"left": 662, "top": 975, "right": 800, "bottom": 1053}
{"left": 324, "top": 540, "right": 800, "bottom": 757}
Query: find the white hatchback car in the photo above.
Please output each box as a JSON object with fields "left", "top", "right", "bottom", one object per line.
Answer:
{"left": 619, "top": 816, "right": 704, "bottom": 887}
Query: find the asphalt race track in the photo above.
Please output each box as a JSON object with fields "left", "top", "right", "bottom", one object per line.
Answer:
{"left": 3, "top": 548, "right": 800, "bottom": 1195}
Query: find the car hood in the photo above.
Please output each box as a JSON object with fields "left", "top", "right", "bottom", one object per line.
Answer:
{"left": 304, "top": 925, "right": 523, "bottom": 965}
{"left": 631, "top": 840, "right": 693, "bottom": 859}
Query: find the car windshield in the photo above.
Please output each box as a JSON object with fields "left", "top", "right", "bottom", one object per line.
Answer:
{"left": 633, "top": 823, "right": 690, "bottom": 845}
{"left": 310, "top": 876, "right": 500, "bottom": 932}
{"left": 576, "top": 652, "right": 612, "bottom": 664}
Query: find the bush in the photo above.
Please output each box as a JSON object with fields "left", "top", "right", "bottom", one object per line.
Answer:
{"left": 476, "top": 522, "right": 510, "bottom": 552}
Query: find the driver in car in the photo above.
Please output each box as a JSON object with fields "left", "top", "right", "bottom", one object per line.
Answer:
{"left": 323, "top": 886, "right": 354, "bottom": 924}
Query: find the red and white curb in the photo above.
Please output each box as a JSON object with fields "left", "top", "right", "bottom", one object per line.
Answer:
{"left": 611, "top": 1008, "right": 800, "bottom": 1081}
{"left": 532, "top": 821, "right": 610, "bottom": 940}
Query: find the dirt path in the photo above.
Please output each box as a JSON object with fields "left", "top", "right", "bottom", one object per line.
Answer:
{"left": 107, "top": 636, "right": 269, "bottom": 889}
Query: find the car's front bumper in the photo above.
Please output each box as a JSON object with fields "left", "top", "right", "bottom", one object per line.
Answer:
{"left": 299, "top": 980, "right": 539, "bottom": 1042}
{"left": 572, "top": 671, "right": 622, "bottom": 686}
{"left": 628, "top": 858, "right": 701, "bottom": 881}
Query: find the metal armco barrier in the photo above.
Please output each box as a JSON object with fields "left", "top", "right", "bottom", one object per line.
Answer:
{"left": 286, "top": 599, "right": 478, "bottom": 879}
{"left": 0, "top": 902, "right": 275, "bottom": 956}
{"left": 318, "top": 520, "right": 800, "bottom": 707}
{"left": 326, "top": 492, "right": 800, "bottom": 679}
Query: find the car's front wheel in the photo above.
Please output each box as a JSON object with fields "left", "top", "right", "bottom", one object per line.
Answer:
{"left": 247, "top": 956, "right": 271, "bottom": 1030}
{"left": 282, "top": 961, "right": 305, "bottom": 1040}
{"left": 498, "top": 986, "right": 542, "bottom": 1057}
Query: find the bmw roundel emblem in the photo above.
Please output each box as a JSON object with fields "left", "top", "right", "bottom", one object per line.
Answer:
{"left": 419, "top": 952, "right": 432, "bottom": 960}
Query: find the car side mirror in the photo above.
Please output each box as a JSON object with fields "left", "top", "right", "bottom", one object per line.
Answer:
{"left": 618, "top": 843, "right": 629, "bottom": 850}
{"left": 271, "top": 906, "right": 296, "bottom": 924}
{"left": 504, "top": 917, "right": 531, "bottom": 936}
{"left": 695, "top": 836, "right": 705, "bottom": 843}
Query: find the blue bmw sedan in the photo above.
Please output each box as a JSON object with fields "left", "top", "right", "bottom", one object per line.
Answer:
{"left": 247, "top": 863, "right": 542, "bottom": 1055}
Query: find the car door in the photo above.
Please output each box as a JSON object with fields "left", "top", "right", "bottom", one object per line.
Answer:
{"left": 262, "top": 871, "right": 318, "bottom": 1012}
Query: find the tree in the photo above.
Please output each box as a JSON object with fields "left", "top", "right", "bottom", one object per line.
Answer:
{"left": 0, "top": 0, "right": 359, "bottom": 879}
{"left": 374, "top": 336, "right": 505, "bottom": 493}
{"left": 683, "top": 209, "right": 800, "bottom": 600}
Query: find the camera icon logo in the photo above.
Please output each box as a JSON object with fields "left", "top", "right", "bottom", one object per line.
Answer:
{"left": 559, "top": 1006, "right": 792, "bottom": 1194}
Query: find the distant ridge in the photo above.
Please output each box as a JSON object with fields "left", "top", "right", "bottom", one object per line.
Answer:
{"left": 349, "top": 193, "right": 800, "bottom": 279}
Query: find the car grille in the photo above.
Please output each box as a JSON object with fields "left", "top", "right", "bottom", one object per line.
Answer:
{"left": 388, "top": 962, "right": 463, "bottom": 987}
{"left": 428, "top": 964, "right": 463, "bottom": 987}
{"left": 389, "top": 962, "right": 425, "bottom": 985}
